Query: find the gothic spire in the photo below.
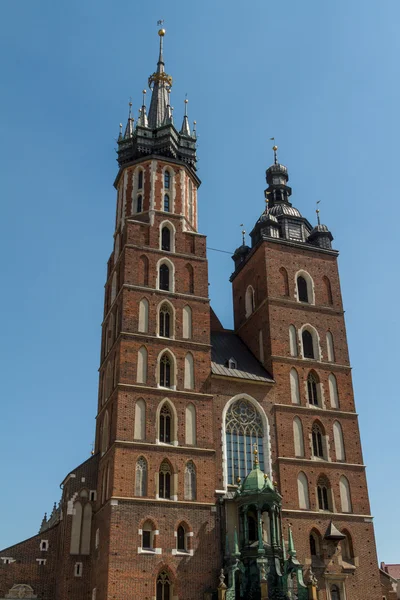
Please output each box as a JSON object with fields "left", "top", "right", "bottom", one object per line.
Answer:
{"left": 162, "top": 89, "right": 174, "bottom": 125}
{"left": 180, "top": 98, "right": 191, "bottom": 136}
{"left": 124, "top": 101, "right": 134, "bottom": 139}
{"left": 137, "top": 90, "right": 149, "bottom": 128}
{"left": 148, "top": 28, "right": 173, "bottom": 129}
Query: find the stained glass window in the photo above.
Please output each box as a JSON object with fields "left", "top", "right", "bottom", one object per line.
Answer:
{"left": 225, "top": 400, "right": 264, "bottom": 484}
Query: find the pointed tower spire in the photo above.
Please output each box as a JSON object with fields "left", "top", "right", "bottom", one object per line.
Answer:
{"left": 148, "top": 28, "right": 173, "bottom": 129}
{"left": 193, "top": 120, "right": 197, "bottom": 138}
{"left": 137, "top": 90, "right": 149, "bottom": 128}
{"left": 180, "top": 98, "right": 191, "bottom": 136}
{"left": 288, "top": 525, "right": 297, "bottom": 557}
{"left": 163, "top": 89, "right": 174, "bottom": 125}
{"left": 124, "top": 101, "right": 134, "bottom": 139}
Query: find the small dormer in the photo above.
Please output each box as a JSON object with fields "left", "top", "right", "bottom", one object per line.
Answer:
{"left": 227, "top": 357, "right": 237, "bottom": 370}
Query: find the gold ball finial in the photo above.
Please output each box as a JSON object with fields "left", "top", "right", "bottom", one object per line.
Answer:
{"left": 142, "top": 89, "right": 146, "bottom": 94}
{"left": 184, "top": 98, "right": 188, "bottom": 104}
{"left": 158, "top": 28, "right": 166, "bottom": 36}
{"left": 272, "top": 145, "right": 278, "bottom": 152}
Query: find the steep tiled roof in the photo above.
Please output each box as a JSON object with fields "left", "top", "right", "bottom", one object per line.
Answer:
{"left": 211, "top": 331, "right": 274, "bottom": 383}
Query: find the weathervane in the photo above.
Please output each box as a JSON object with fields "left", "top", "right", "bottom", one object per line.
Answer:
{"left": 240, "top": 224, "right": 246, "bottom": 245}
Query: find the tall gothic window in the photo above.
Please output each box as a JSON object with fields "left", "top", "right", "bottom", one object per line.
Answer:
{"left": 184, "top": 461, "right": 196, "bottom": 500}
{"left": 225, "top": 400, "right": 264, "bottom": 485}
{"left": 164, "top": 194, "right": 170, "bottom": 212}
{"left": 302, "top": 330, "right": 314, "bottom": 359}
{"left": 159, "top": 304, "right": 171, "bottom": 337}
{"left": 159, "top": 461, "right": 171, "bottom": 499}
{"left": 138, "top": 170, "right": 143, "bottom": 190}
{"left": 159, "top": 353, "right": 172, "bottom": 388}
{"left": 177, "top": 525, "right": 186, "bottom": 552}
{"left": 297, "top": 276, "right": 309, "bottom": 302}
{"left": 317, "top": 476, "right": 331, "bottom": 511}
{"left": 161, "top": 227, "right": 171, "bottom": 251}
{"left": 157, "top": 572, "right": 171, "bottom": 600}
{"left": 307, "top": 372, "right": 319, "bottom": 406}
{"left": 312, "top": 423, "right": 324, "bottom": 458}
{"left": 159, "top": 404, "right": 171, "bottom": 443}
{"left": 159, "top": 264, "right": 170, "bottom": 291}
{"left": 331, "top": 585, "right": 341, "bottom": 600}
{"left": 135, "top": 457, "right": 147, "bottom": 497}
{"left": 164, "top": 171, "right": 171, "bottom": 189}
{"left": 137, "top": 194, "right": 143, "bottom": 213}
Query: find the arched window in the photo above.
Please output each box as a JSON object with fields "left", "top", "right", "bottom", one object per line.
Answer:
{"left": 307, "top": 372, "right": 320, "bottom": 406}
{"left": 138, "top": 298, "right": 149, "bottom": 333}
{"left": 312, "top": 423, "right": 325, "bottom": 459}
{"left": 177, "top": 525, "right": 187, "bottom": 552}
{"left": 184, "top": 353, "right": 194, "bottom": 389}
{"left": 326, "top": 331, "right": 335, "bottom": 362}
{"left": 136, "top": 195, "right": 143, "bottom": 213}
{"left": 293, "top": 417, "right": 304, "bottom": 457}
{"left": 134, "top": 399, "right": 146, "bottom": 440}
{"left": 159, "top": 303, "right": 172, "bottom": 337}
{"left": 290, "top": 368, "right": 300, "bottom": 404}
{"left": 341, "top": 529, "right": 354, "bottom": 561}
{"left": 163, "top": 194, "right": 170, "bottom": 212}
{"left": 159, "top": 461, "right": 171, "bottom": 499}
{"left": 323, "top": 276, "right": 333, "bottom": 305}
{"left": 245, "top": 285, "right": 255, "bottom": 318}
{"left": 280, "top": 267, "right": 289, "bottom": 296}
{"left": 184, "top": 461, "right": 196, "bottom": 500}
{"left": 225, "top": 399, "right": 264, "bottom": 484}
{"left": 310, "top": 529, "right": 322, "bottom": 557}
{"left": 138, "top": 169, "right": 143, "bottom": 190}
{"left": 302, "top": 330, "right": 315, "bottom": 359}
{"left": 339, "top": 475, "right": 352, "bottom": 513}
{"left": 297, "top": 276, "right": 308, "bottom": 302}
{"left": 329, "top": 373, "right": 339, "bottom": 408}
{"left": 159, "top": 404, "right": 171, "bottom": 443}
{"left": 137, "top": 346, "right": 148, "bottom": 384}
{"left": 185, "top": 263, "right": 194, "bottom": 294}
{"left": 81, "top": 504, "right": 92, "bottom": 555}
{"left": 139, "top": 255, "right": 149, "bottom": 287}
{"left": 297, "top": 472, "right": 310, "bottom": 509}
{"left": 289, "top": 325, "right": 297, "bottom": 357}
{"left": 331, "top": 585, "right": 341, "bottom": 600}
{"left": 156, "top": 571, "right": 171, "bottom": 600}
{"left": 317, "top": 476, "right": 331, "bottom": 511}
{"left": 101, "top": 411, "right": 109, "bottom": 456}
{"left": 185, "top": 403, "right": 196, "bottom": 445}
{"left": 135, "top": 457, "right": 147, "bottom": 497}
{"left": 159, "top": 263, "right": 170, "bottom": 291}
{"left": 188, "top": 179, "right": 193, "bottom": 223}
{"left": 111, "top": 272, "right": 117, "bottom": 304}
{"left": 70, "top": 501, "right": 82, "bottom": 554}
{"left": 142, "top": 520, "right": 155, "bottom": 551}
{"left": 159, "top": 353, "right": 172, "bottom": 388}
{"left": 333, "top": 421, "right": 345, "bottom": 462}
{"left": 182, "top": 305, "right": 192, "bottom": 339}
{"left": 164, "top": 170, "right": 171, "bottom": 189}
{"left": 161, "top": 226, "right": 171, "bottom": 251}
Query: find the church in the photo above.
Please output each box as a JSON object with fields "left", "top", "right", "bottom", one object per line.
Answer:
{"left": 0, "top": 29, "right": 389, "bottom": 600}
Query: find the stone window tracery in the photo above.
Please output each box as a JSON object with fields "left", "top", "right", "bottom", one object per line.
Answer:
{"left": 156, "top": 571, "right": 171, "bottom": 600}
{"left": 225, "top": 400, "right": 264, "bottom": 484}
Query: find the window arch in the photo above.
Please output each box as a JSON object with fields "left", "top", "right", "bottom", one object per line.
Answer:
{"left": 135, "top": 457, "right": 147, "bottom": 497}
{"left": 157, "top": 399, "right": 177, "bottom": 445}
{"left": 330, "top": 585, "right": 341, "bottom": 600}
{"left": 157, "top": 259, "right": 174, "bottom": 292}
{"left": 225, "top": 398, "right": 264, "bottom": 484}
{"left": 310, "top": 529, "right": 322, "bottom": 557}
{"left": 177, "top": 524, "right": 187, "bottom": 552}
{"left": 293, "top": 417, "right": 304, "bottom": 457}
{"left": 184, "top": 461, "right": 196, "bottom": 500}
{"left": 164, "top": 170, "right": 171, "bottom": 189}
{"left": 156, "top": 571, "right": 171, "bottom": 600}
{"left": 302, "top": 330, "right": 314, "bottom": 359}
{"left": 159, "top": 460, "right": 172, "bottom": 499}
{"left": 161, "top": 226, "right": 171, "bottom": 251}
{"left": 139, "top": 255, "right": 149, "bottom": 287}
{"left": 142, "top": 520, "right": 155, "bottom": 551}
{"left": 101, "top": 411, "right": 109, "bottom": 456}
{"left": 307, "top": 371, "right": 321, "bottom": 406}
{"left": 159, "top": 263, "right": 170, "bottom": 291}
{"left": 312, "top": 422, "right": 326, "bottom": 459}
{"left": 326, "top": 331, "right": 335, "bottom": 362}
{"left": 290, "top": 368, "right": 300, "bottom": 405}
{"left": 138, "top": 169, "right": 143, "bottom": 190}
{"left": 111, "top": 272, "right": 117, "bottom": 304}
{"left": 295, "top": 270, "right": 314, "bottom": 304}
{"left": 339, "top": 475, "right": 352, "bottom": 513}
{"left": 317, "top": 475, "right": 331, "bottom": 511}
{"left": 134, "top": 399, "right": 146, "bottom": 440}
{"left": 279, "top": 267, "right": 289, "bottom": 296}
{"left": 329, "top": 373, "right": 339, "bottom": 408}
{"left": 159, "top": 351, "right": 175, "bottom": 388}
{"left": 159, "top": 302, "right": 172, "bottom": 338}
{"left": 341, "top": 529, "right": 354, "bottom": 561}
{"left": 185, "top": 403, "right": 196, "bottom": 445}
{"left": 137, "top": 346, "right": 148, "bottom": 384}
{"left": 245, "top": 285, "right": 255, "bottom": 318}
{"left": 323, "top": 276, "right": 333, "bottom": 305}
{"left": 297, "top": 471, "right": 310, "bottom": 509}
{"left": 184, "top": 353, "right": 194, "bottom": 389}
{"left": 185, "top": 263, "right": 194, "bottom": 294}
{"left": 159, "top": 404, "right": 172, "bottom": 444}
{"left": 182, "top": 305, "right": 192, "bottom": 339}
{"left": 289, "top": 325, "right": 297, "bottom": 357}
{"left": 333, "top": 421, "right": 345, "bottom": 461}
{"left": 163, "top": 194, "right": 170, "bottom": 212}
{"left": 138, "top": 298, "right": 149, "bottom": 333}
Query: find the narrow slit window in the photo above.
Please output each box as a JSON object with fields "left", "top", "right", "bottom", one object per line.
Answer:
{"left": 164, "top": 194, "right": 170, "bottom": 212}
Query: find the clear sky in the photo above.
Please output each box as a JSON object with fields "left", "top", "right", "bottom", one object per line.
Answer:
{"left": 0, "top": 0, "right": 399, "bottom": 563}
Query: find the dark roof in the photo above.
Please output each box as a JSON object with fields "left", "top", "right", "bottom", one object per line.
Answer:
{"left": 211, "top": 331, "right": 274, "bottom": 383}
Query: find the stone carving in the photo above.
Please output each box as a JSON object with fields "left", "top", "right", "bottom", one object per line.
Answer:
{"left": 5, "top": 584, "right": 37, "bottom": 599}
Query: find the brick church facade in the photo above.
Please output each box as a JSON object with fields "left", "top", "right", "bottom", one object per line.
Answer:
{"left": 0, "top": 30, "right": 386, "bottom": 600}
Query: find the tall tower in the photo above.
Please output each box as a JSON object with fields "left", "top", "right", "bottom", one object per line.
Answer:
{"left": 93, "top": 29, "right": 219, "bottom": 600}
{"left": 229, "top": 146, "right": 382, "bottom": 600}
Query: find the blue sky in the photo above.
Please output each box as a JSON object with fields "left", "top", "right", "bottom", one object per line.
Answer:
{"left": 0, "top": 0, "right": 399, "bottom": 562}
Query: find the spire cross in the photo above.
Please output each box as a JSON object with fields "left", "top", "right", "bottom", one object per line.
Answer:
{"left": 316, "top": 200, "right": 321, "bottom": 225}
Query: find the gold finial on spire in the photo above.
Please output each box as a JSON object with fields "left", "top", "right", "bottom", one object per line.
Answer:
{"left": 157, "top": 19, "right": 165, "bottom": 36}
{"left": 253, "top": 443, "right": 259, "bottom": 466}
{"left": 270, "top": 137, "right": 278, "bottom": 164}
{"left": 240, "top": 224, "right": 246, "bottom": 245}
{"left": 316, "top": 200, "right": 321, "bottom": 226}
{"left": 142, "top": 89, "right": 147, "bottom": 105}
